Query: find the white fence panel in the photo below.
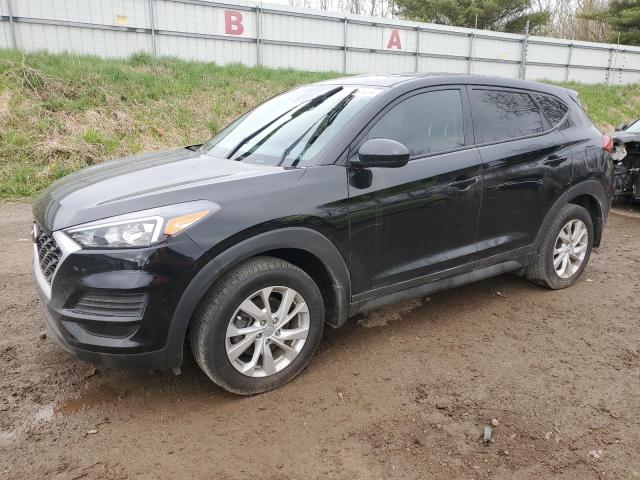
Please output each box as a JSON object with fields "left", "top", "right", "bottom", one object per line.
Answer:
{"left": 157, "top": 34, "right": 256, "bottom": 65}
{"left": 527, "top": 41, "right": 569, "bottom": 65}
{"left": 567, "top": 66, "right": 607, "bottom": 84}
{"left": 472, "top": 59, "right": 520, "bottom": 78}
{"left": 3, "top": 0, "right": 640, "bottom": 84}
{"left": 155, "top": 0, "right": 255, "bottom": 37}
{"left": 15, "top": 23, "right": 151, "bottom": 57}
{"left": 347, "top": 50, "right": 414, "bottom": 74}
{"left": 419, "top": 30, "right": 469, "bottom": 58}
{"left": 526, "top": 64, "right": 566, "bottom": 82}
{"left": 571, "top": 46, "right": 610, "bottom": 68}
{"left": 421, "top": 56, "right": 467, "bottom": 74}
{"left": 262, "top": 11, "right": 342, "bottom": 47}
{"left": 613, "top": 49, "right": 640, "bottom": 71}
{"left": 0, "top": 22, "right": 10, "bottom": 49}
{"left": 263, "top": 43, "right": 341, "bottom": 71}
{"left": 14, "top": 0, "right": 151, "bottom": 29}
{"left": 619, "top": 70, "right": 640, "bottom": 84}
{"left": 347, "top": 22, "right": 377, "bottom": 50}
{"left": 474, "top": 36, "right": 521, "bottom": 62}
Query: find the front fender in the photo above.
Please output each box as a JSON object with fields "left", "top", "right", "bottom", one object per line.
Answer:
{"left": 164, "top": 227, "right": 350, "bottom": 366}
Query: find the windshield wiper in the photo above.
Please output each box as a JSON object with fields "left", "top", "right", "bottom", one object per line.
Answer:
{"left": 288, "top": 89, "right": 358, "bottom": 167}
{"left": 226, "top": 86, "right": 343, "bottom": 161}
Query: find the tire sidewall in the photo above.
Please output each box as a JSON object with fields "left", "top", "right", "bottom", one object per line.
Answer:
{"left": 200, "top": 267, "right": 324, "bottom": 394}
{"left": 544, "top": 205, "right": 594, "bottom": 289}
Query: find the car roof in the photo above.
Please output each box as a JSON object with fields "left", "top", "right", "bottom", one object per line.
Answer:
{"left": 316, "top": 73, "right": 570, "bottom": 97}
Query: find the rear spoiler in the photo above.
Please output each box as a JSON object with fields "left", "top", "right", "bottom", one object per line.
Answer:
{"left": 567, "top": 88, "right": 581, "bottom": 105}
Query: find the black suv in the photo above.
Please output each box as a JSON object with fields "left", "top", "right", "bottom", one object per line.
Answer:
{"left": 33, "top": 74, "right": 613, "bottom": 394}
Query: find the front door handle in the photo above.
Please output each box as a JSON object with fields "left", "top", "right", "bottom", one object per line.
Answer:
{"left": 544, "top": 154, "right": 568, "bottom": 167}
{"left": 448, "top": 176, "right": 479, "bottom": 191}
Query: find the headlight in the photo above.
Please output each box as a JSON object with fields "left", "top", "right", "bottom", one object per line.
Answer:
{"left": 64, "top": 201, "right": 218, "bottom": 248}
{"left": 612, "top": 144, "right": 627, "bottom": 162}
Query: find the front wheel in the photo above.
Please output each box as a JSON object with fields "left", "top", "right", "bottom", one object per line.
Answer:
{"left": 190, "top": 257, "right": 324, "bottom": 395}
{"left": 526, "top": 203, "right": 594, "bottom": 289}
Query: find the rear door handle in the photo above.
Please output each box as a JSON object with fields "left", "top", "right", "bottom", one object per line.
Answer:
{"left": 544, "top": 154, "right": 568, "bottom": 167}
{"left": 448, "top": 176, "right": 479, "bottom": 191}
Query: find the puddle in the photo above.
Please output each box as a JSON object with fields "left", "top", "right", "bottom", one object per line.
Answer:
{"left": 55, "top": 385, "right": 121, "bottom": 415}
{"left": 357, "top": 298, "right": 424, "bottom": 328}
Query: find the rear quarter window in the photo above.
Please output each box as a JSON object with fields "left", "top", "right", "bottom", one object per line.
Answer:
{"left": 470, "top": 89, "right": 544, "bottom": 143}
{"left": 534, "top": 94, "right": 568, "bottom": 126}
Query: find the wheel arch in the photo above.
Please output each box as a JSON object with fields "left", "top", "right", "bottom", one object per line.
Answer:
{"left": 535, "top": 179, "right": 608, "bottom": 251}
{"left": 165, "top": 227, "right": 350, "bottom": 366}
{"left": 567, "top": 193, "right": 603, "bottom": 246}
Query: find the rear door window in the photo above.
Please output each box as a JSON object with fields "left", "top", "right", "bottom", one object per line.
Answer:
{"left": 368, "top": 89, "right": 465, "bottom": 158}
{"left": 470, "top": 89, "right": 544, "bottom": 143}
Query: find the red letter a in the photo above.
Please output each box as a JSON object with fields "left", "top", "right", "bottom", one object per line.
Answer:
{"left": 387, "top": 29, "right": 402, "bottom": 49}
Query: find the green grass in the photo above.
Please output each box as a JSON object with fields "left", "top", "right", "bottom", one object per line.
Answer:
{"left": 1, "top": 49, "right": 639, "bottom": 199}
{"left": 563, "top": 81, "right": 640, "bottom": 129}
{"left": 0, "top": 50, "right": 337, "bottom": 199}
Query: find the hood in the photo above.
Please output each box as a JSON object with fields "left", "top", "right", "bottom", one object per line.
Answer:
{"left": 33, "top": 147, "right": 304, "bottom": 231}
{"left": 610, "top": 130, "right": 640, "bottom": 142}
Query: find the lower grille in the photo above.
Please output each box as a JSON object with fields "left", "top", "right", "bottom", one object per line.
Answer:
{"left": 36, "top": 229, "right": 62, "bottom": 284}
{"left": 72, "top": 292, "right": 147, "bottom": 318}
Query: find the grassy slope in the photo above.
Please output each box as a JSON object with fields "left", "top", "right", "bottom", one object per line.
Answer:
{"left": 0, "top": 51, "right": 335, "bottom": 198}
{"left": 1, "top": 49, "right": 639, "bottom": 199}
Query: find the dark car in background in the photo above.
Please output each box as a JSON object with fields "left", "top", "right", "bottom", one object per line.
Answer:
{"left": 32, "top": 74, "right": 613, "bottom": 394}
{"left": 610, "top": 119, "right": 640, "bottom": 201}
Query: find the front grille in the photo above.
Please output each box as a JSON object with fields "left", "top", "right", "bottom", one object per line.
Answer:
{"left": 72, "top": 292, "right": 147, "bottom": 318}
{"left": 36, "top": 229, "right": 62, "bottom": 284}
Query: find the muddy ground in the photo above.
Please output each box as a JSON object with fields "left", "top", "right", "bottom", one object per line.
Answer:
{"left": 0, "top": 202, "right": 638, "bottom": 479}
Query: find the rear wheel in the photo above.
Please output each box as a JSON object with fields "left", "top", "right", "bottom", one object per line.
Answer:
{"left": 525, "top": 204, "right": 593, "bottom": 289}
{"left": 190, "top": 256, "right": 324, "bottom": 395}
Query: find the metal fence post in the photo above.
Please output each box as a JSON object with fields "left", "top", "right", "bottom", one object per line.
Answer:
{"left": 343, "top": 17, "right": 348, "bottom": 74}
{"left": 606, "top": 46, "right": 614, "bottom": 85}
{"left": 565, "top": 42, "right": 573, "bottom": 82}
{"left": 519, "top": 20, "right": 529, "bottom": 80}
{"left": 148, "top": 0, "right": 156, "bottom": 56}
{"left": 414, "top": 27, "right": 420, "bottom": 72}
{"left": 467, "top": 31, "right": 476, "bottom": 74}
{"left": 256, "top": 5, "right": 262, "bottom": 66}
{"left": 6, "top": 0, "right": 17, "bottom": 50}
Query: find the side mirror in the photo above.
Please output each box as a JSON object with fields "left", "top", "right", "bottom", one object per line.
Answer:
{"left": 615, "top": 123, "right": 628, "bottom": 131}
{"left": 355, "top": 138, "right": 409, "bottom": 168}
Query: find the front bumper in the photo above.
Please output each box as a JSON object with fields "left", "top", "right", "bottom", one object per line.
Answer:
{"left": 33, "top": 230, "right": 205, "bottom": 370}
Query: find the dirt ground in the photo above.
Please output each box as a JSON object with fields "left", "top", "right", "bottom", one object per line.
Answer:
{"left": 0, "top": 202, "right": 638, "bottom": 480}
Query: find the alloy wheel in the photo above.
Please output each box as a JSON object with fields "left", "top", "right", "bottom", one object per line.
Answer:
{"left": 553, "top": 219, "right": 588, "bottom": 279}
{"left": 225, "top": 286, "right": 310, "bottom": 377}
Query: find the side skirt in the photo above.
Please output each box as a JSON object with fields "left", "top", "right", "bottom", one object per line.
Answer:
{"left": 348, "top": 260, "right": 522, "bottom": 317}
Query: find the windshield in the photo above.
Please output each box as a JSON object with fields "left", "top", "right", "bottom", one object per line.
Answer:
{"left": 200, "top": 85, "right": 382, "bottom": 167}
{"left": 625, "top": 119, "right": 640, "bottom": 133}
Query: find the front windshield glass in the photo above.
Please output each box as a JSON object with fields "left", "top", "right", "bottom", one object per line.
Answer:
{"left": 625, "top": 119, "right": 640, "bottom": 133}
{"left": 200, "top": 85, "right": 382, "bottom": 167}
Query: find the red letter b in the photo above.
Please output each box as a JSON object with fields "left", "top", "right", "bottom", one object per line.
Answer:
{"left": 225, "top": 10, "right": 244, "bottom": 35}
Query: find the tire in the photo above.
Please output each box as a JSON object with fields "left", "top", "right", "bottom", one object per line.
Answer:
{"left": 190, "top": 256, "right": 324, "bottom": 395}
{"left": 525, "top": 203, "right": 594, "bottom": 289}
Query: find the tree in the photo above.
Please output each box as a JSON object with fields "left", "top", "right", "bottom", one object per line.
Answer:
{"left": 392, "top": 0, "right": 550, "bottom": 33}
{"left": 582, "top": 0, "right": 640, "bottom": 45}
{"left": 537, "top": 0, "right": 609, "bottom": 43}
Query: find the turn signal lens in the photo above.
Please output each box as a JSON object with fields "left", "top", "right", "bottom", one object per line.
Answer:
{"left": 602, "top": 135, "right": 614, "bottom": 153}
{"left": 164, "top": 210, "right": 209, "bottom": 235}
